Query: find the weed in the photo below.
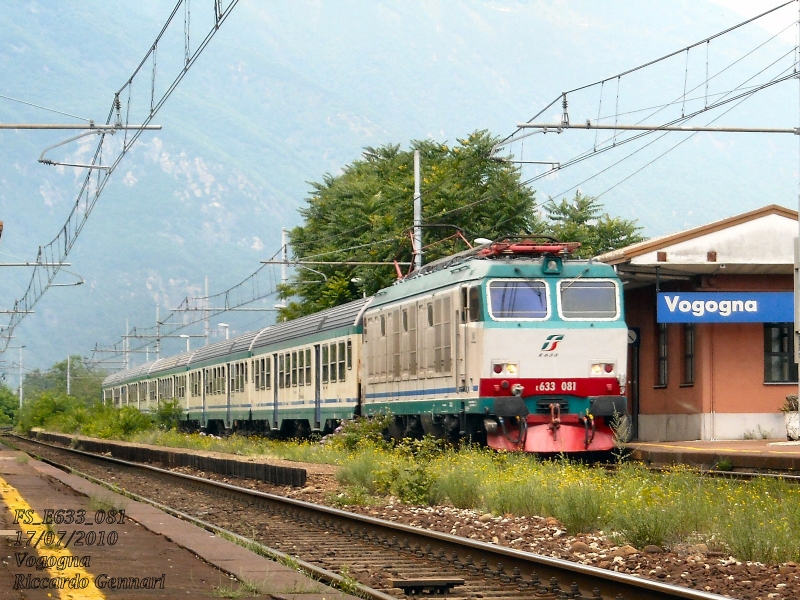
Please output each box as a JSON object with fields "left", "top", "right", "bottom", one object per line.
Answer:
{"left": 336, "top": 565, "right": 361, "bottom": 597}
{"left": 743, "top": 430, "right": 756, "bottom": 440}
{"left": 327, "top": 486, "right": 378, "bottom": 507}
{"left": 278, "top": 554, "right": 300, "bottom": 571}
{"left": 88, "top": 494, "right": 126, "bottom": 513}
{"left": 14, "top": 454, "right": 28, "bottom": 464}
{"left": 715, "top": 459, "right": 733, "bottom": 471}
{"left": 394, "top": 463, "right": 434, "bottom": 504}
{"left": 211, "top": 578, "right": 260, "bottom": 598}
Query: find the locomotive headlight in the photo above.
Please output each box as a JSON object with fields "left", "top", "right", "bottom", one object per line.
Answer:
{"left": 590, "top": 362, "right": 615, "bottom": 376}
{"left": 492, "top": 361, "right": 518, "bottom": 376}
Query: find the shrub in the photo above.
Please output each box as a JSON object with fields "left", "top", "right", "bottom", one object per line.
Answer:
{"left": 154, "top": 399, "right": 184, "bottom": 430}
{"left": 325, "top": 415, "right": 392, "bottom": 452}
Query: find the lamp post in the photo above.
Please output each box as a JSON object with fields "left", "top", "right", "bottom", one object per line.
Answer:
{"left": 218, "top": 323, "right": 229, "bottom": 340}
{"left": 179, "top": 334, "right": 190, "bottom": 352}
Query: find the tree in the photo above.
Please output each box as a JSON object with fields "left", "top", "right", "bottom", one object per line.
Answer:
{"left": 539, "top": 192, "right": 644, "bottom": 258}
{"left": 279, "top": 131, "right": 540, "bottom": 318}
{"left": 23, "top": 355, "right": 106, "bottom": 405}
{"left": 0, "top": 384, "right": 18, "bottom": 425}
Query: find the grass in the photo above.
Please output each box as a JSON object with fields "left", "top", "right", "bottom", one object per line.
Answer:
{"left": 211, "top": 579, "right": 261, "bottom": 598}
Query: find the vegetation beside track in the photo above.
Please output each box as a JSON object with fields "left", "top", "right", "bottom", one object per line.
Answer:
{"left": 15, "top": 401, "right": 800, "bottom": 565}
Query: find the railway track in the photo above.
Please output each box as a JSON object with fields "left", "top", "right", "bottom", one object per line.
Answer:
{"left": 6, "top": 434, "right": 729, "bottom": 600}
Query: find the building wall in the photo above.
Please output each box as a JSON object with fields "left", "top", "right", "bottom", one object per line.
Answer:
{"left": 624, "top": 274, "right": 794, "bottom": 441}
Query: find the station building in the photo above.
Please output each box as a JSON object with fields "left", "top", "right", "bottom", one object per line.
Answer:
{"left": 596, "top": 205, "right": 798, "bottom": 441}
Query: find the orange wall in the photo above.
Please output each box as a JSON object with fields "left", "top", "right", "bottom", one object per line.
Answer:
{"left": 624, "top": 274, "right": 793, "bottom": 416}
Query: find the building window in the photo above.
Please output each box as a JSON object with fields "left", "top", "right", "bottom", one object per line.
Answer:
{"left": 656, "top": 322, "right": 668, "bottom": 387}
{"left": 764, "top": 323, "right": 798, "bottom": 383}
{"left": 682, "top": 324, "right": 694, "bottom": 386}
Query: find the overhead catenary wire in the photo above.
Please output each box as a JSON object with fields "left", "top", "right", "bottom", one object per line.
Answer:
{"left": 0, "top": 93, "right": 91, "bottom": 122}
{"left": 515, "top": 23, "right": 798, "bottom": 185}
{"left": 0, "top": 0, "right": 241, "bottom": 356}
{"left": 541, "top": 52, "right": 800, "bottom": 201}
{"left": 496, "top": 1, "right": 796, "bottom": 153}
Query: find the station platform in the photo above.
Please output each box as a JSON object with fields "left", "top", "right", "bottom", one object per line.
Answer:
{"left": 0, "top": 442, "right": 353, "bottom": 599}
{"left": 627, "top": 439, "right": 800, "bottom": 471}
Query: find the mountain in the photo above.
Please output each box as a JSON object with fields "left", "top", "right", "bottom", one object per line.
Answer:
{"left": 0, "top": 0, "right": 796, "bottom": 373}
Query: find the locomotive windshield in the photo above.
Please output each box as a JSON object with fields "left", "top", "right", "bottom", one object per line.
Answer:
{"left": 559, "top": 279, "right": 619, "bottom": 320}
{"left": 487, "top": 280, "right": 548, "bottom": 319}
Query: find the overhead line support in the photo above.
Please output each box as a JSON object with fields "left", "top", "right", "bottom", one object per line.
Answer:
{"left": 516, "top": 123, "right": 800, "bottom": 134}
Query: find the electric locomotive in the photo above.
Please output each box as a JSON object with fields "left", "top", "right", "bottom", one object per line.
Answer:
{"left": 102, "top": 238, "right": 628, "bottom": 453}
{"left": 360, "top": 238, "right": 628, "bottom": 452}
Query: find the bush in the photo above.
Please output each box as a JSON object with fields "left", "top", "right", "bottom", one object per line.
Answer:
{"left": 154, "top": 399, "right": 184, "bottom": 430}
{"left": 326, "top": 415, "right": 392, "bottom": 452}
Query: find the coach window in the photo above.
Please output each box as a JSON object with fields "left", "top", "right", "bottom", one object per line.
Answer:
{"left": 427, "top": 304, "right": 434, "bottom": 327}
{"left": 278, "top": 355, "right": 285, "bottom": 389}
{"left": 682, "top": 324, "right": 695, "bottom": 386}
{"left": 656, "top": 323, "right": 668, "bottom": 387}
{"left": 347, "top": 340, "right": 353, "bottom": 370}
{"left": 265, "top": 358, "right": 271, "bottom": 390}
{"left": 305, "top": 348, "right": 312, "bottom": 385}
{"left": 380, "top": 315, "right": 386, "bottom": 336}
{"left": 338, "top": 341, "right": 346, "bottom": 381}
{"left": 330, "top": 343, "right": 338, "bottom": 382}
{"left": 322, "top": 345, "right": 329, "bottom": 383}
{"left": 291, "top": 351, "right": 298, "bottom": 386}
{"left": 764, "top": 323, "right": 798, "bottom": 383}
{"left": 298, "top": 350, "right": 305, "bottom": 386}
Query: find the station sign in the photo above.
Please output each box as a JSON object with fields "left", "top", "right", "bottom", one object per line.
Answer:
{"left": 657, "top": 292, "right": 794, "bottom": 323}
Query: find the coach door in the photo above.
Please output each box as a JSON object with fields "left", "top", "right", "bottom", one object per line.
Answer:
{"left": 225, "top": 363, "right": 231, "bottom": 428}
{"left": 272, "top": 354, "right": 279, "bottom": 429}
{"left": 314, "top": 345, "right": 322, "bottom": 429}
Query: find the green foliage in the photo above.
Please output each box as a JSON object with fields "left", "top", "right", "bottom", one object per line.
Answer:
{"left": 325, "top": 415, "right": 392, "bottom": 452}
{"left": 15, "top": 392, "right": 85, "bottom": 433}
{"left": 14, "top": 392, "right": 153, "bottom": 439}
{"left": 279, "top": 131, "right": 540, "bottom": 318}
{"left": 23, "top": 355, "right": 106, "bottom": 405}
{"left": 394, "top": 463, "right": 435, "bottom": 504}
{"left": 155, "top": 399, "right": 184, "bottom": 430}
{"left": 0, "top": 383, "right": 19, "bottom": 425}
{"left": 538, "top": 192, "right": 645, "bottom": 258}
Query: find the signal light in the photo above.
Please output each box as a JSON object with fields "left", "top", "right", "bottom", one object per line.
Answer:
{"left": 493, "top": 364, "right": 503, "bottom": 374}
{"left": 604, "top": 363, "right": 614, "bottom": 373}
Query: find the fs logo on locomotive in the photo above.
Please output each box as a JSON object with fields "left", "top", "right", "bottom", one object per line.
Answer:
{"left": 541, "top": 334, "right": 564, "bottom": 352}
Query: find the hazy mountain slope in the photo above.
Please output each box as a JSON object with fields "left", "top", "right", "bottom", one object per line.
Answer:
{"left": 0, "top": 1, "right": 795, "bottom": 372}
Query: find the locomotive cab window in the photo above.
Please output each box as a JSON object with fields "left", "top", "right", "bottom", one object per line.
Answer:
{"left": 558, "top": 279, "right": 619, "bottom": 320}
{"left": 468, "top": 286, "right": 481, "bottom": 321}
{"left": 487, "top": 279, "right": 548, "bottom": 320}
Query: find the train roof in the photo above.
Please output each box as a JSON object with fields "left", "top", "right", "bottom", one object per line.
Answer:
{"left": 367, "top": 254, "right": 618, "bottom": 310}
{"left": 103, "top": 297, "right": 371, "bottom": 388}
{"left": 250, "top": 297, "right": 370, "bottom": 352}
